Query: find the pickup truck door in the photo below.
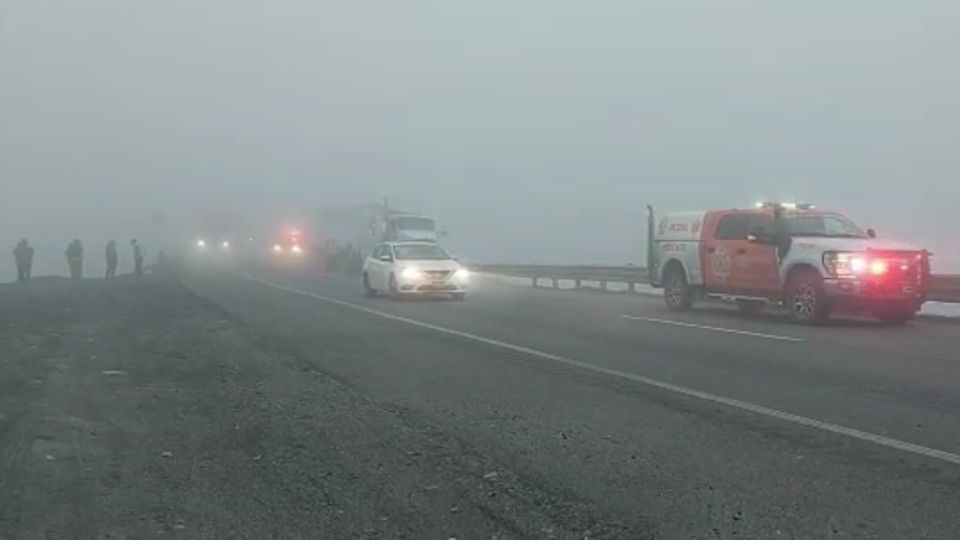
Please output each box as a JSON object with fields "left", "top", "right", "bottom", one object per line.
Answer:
{"left": 703, "top": 212, "right": 748, "bottom": 291}
{"left": 703, "top": 211, "right": 779, "bottom": 294}
{"left": 743, "top": 213, "right": 781, "bottom": 293}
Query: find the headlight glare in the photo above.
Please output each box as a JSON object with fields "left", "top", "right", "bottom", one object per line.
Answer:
{"left": 401, "top": 267, "right": 424, "bottom": 281}
{"left": 870, "top": 260, "right": 889, "bottom": 275}
{"left": 823, "top": 251, "right": 867, "bottom": 277}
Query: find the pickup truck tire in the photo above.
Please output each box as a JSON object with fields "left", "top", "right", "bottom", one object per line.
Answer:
{"left": 736, "top": 299, "right": 766, "bottom": 315}
{"left": 786, "top": 270, "right": 830, "bottom": 325}
{"left": 874, "top": 304, "right": 916, "bottom": 326}
{"left": 663, "top": 266, "right": 695, "bottom": 311}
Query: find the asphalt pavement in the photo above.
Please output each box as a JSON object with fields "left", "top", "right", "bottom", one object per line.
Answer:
{"left": 174, "top": 262, "right": 960, "bottom": 539}
{"left": 3, "top": 274, "right": 643, "bottom": 539}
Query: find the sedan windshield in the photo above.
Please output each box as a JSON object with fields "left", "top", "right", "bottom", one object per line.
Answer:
{"left": 393, "top": 244, "right": 450, "bottom": 260}
{"left": 782, "top": 212, "right": 867, "bottom": 238}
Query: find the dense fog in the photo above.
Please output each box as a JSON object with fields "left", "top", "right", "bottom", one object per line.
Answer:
{"left": 3, "top": 1, "right": 957, "bottom": 280}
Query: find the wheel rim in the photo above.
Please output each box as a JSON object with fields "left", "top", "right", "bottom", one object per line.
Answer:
{"left": 792, "top": 283, "right": 817, "bottom": 319}
{"left": 665, "top": 275, "right": 684, "bottom": 306}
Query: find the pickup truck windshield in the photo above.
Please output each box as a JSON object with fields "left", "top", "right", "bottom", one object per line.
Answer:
{"left": 394, "top": 244, "right": 450, "bottom": 260}
{"left": 782, "top": 213, "right": 867, "bottom": 238}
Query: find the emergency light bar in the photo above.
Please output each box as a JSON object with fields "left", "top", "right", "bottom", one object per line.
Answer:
{"left": 754, "top": 202, "right": 816, "bottom": 210}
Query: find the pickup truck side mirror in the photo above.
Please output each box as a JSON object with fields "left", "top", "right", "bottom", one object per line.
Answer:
{"left": 867, "top": 228, "right": 877, "bottom": 239}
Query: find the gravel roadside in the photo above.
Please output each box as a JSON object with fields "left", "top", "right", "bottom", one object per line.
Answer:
{"left": 0, "top": 276, "right": 642, "bottom": 540}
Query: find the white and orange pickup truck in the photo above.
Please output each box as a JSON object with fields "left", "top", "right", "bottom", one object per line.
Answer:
{"left": 646, "top": 203, "right": 931, "bottom": 325}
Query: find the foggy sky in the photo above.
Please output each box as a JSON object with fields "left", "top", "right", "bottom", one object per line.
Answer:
{"left": 2, "top": 0, "right": 958, "bottom": 279}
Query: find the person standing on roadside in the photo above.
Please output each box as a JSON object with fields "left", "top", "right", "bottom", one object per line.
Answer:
{"left": 349, "top": 244, "right": 362, "bottom": 275}
{"left": 105, "top": 240, "right": 118, "bottom": 279}
{"left": 66, "top": 239, "right": 84, "bottom": 281}
{"left": 131, "top": 239, "right": 144, "bottom": 278}
{"left": 13, "top": 238, "right": 34, "bottom": 283}
{"left": 26, "top": 242, "right": 34, "bottom": 281}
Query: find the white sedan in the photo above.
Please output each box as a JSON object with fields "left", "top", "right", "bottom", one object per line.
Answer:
{"left": 362, "top": 242, "right": 469, "bottom": 300}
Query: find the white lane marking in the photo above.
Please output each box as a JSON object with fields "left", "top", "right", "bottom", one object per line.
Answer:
{"left": 240, "top": 273, "right": 960, "bottom": 467}
{"left": 621, "top": 315, "right": 803, "bottom": 343}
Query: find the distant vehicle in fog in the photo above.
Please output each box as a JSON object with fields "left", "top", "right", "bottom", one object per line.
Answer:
{"left": 194, "top": 238, "right": 231, "bottom": 252}
{"left": 192, "top": 236, "right": 234, "bottom": 262}
{"left": 270, "top": 228, "right": 307, "bottom": 260}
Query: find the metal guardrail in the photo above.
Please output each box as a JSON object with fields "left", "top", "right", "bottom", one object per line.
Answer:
{"left": 473, "top": 264, "right": 960, "bottom": 303}
{"left": 930, "top": 275, "right": 960, "bottom": 302}
{"left": 471, "top": 264, "right": 649, "bottom": 291}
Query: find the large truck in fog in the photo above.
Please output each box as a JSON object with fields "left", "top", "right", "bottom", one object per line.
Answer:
{"left": 380, "top": 212, "right": 439, "bottom": 242}
{"left": 315, "top": 199, "right": 443, "bottom": 256}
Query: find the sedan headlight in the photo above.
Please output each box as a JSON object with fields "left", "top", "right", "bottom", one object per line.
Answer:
{"left": 291, "top": 245, "right": 303, "bottom": 254}
{"left": 401, "top": 266, "right": 425, "bottom": 281}
{"left": 823, "top": 251, "right": 867, "bottom": 277}
{"left": 453, "top": 268, "right": 470, "bottom": 281}
{"left": 196, "top": 239, "right": 207, "bottom": 249}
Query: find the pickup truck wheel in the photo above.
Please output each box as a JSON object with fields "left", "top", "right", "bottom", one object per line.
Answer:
{"left": 874, "top": 304, "right": 916, "bottom": 326}
{"left": 363, "top": 274, "right": 377, "bottom": 297}
{"left": 663, "top": 267, "right": 694, "bottom": 311}
{"left": 735, "top": 299, "right": 765, "bottom": 315}
{"left": 786, "top": 271, "right": 830, "bottom": 325}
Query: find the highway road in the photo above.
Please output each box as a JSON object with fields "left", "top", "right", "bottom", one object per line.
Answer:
{"left": 178, "top": 263, "right": 960, "bottom": 539}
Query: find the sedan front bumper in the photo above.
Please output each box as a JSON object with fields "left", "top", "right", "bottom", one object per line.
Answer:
{"left": 399, "top": 281, "right": 468, "bottom": 294}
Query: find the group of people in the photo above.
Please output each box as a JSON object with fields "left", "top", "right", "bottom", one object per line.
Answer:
{"left": 13, "top": 238, "right": 145, "bottom": 283}
{"left": 324, "top": 241, "right": 364, "bottom": 276}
